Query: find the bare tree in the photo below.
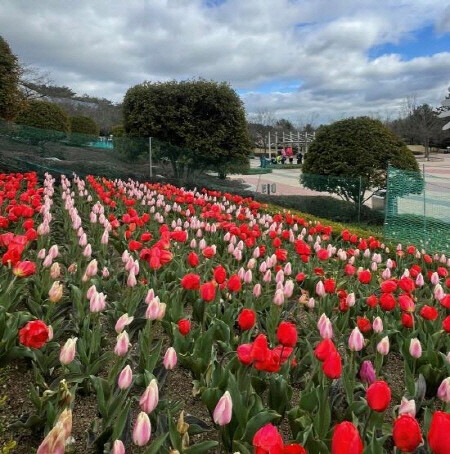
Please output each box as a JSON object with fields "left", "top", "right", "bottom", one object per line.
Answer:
{"left": 247, "top": 108, "right": 276, "bottom": 153}
{"left": 19, "top": 63, "right": 54, "bottom": 100}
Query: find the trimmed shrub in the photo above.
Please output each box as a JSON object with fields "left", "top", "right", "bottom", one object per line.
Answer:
{"left": 70, "top": 116, "right": 99, "bottom": 135}
{"left": 16, "top": 100, "right": 70, "bottom": 133}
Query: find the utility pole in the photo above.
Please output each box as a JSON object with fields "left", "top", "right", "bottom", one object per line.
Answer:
{"left": 149, "top": 137, "right": 153, "bottom": 178}
{"left": 268, "top": 131, "right": 271, "bottom": 160}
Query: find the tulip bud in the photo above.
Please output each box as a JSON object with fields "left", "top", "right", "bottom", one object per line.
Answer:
{"left": 49, "top": 281, "right": 63, "bottom": 303}
{"left": 48, "top": 244, "right": 59, "bottom": 259}
{"left": 244, "top": 270, "right": 252, "bottom": 283}
{"left": 319, "top": 318, "right": 333, "bottom": 339}
{"left": 163, "top": 347, "right": 177, "bottom": 370}
{"left": 60, "top": 337, "right": 77, "bottom": 365}
{"left": 416, "top": 273, "right": 424, "bottom": 286}
{"left": 273, "top": 288, "right": 285, "bottom": 305}
{"left": 102, "top": 267, "right": 110, "bottom": 278}
{"left": 101, "top": 229, "right": 109, "bottom": 244}
{"left": 132, "top": 412, "right": 151, "bottom": 446}
{"left": 50, "top": 262, "right": 61, "bottom": 279}
{"left": 157, "top": 303, "right": 167, "bottom": 320}
{"left": 139, "top": 379, "right": 159, "bottom": 413}
{"left": 43, "top": 254, "right": 53, "bottom": 268}
{"left": 114, "top": 331, "right": 131, "bottom": 357}
{"left": 68, "top": 263, "right": 77, "bottom": 273}
{"left": 431, "top": 272, "right": 439, "bottom": 285}
{"left": 409, "top": 338, "right": 422, "bottom": 359}
{"left": 111, "top": 440, "right": 125, "bottom": 454}
{"left": 85, "top": 259, "right": 98, "bottom": 277}
{"left": 437, "top": 377, "right": 450, "bottom": 403}
{"left": 115, "top": 314, "right": 134, "bottom": 333}
{"left": 359, "top": 360, "right": 376, "bottom": 384}
{"left": 127, "top": 271, "right": 137, "bottom": 287}
{"left": 145, "top": 289, "right": 155, "bottom": 304}
{"left": 38, "top": 248, "right": 46, "bottom": 260}
{"left": 307, "top": 297, "right": 315, "bottom": 309}
{"left": 348, "top": 327, "right": 364, "bottom": 351}
{"left": 346, "top": 292, "right": 355, "bottom": 307}
{"left": 118, "top": 365, "right": 133, "bottom": 389}
{"left": 316, "top": 281, "right": 325, "bottom": 297}
{"left": 372, "top": 316, "right": 383, "bottom": 333}
{"left": 399, "top": 397, "right": 416, "bottom": 417}
{"left": 86, "top": 284, "right": 97, "bottom": 300}
{"left": 253, "top": 283, "right": 262, "bottom": 297}
{"left": 83, "top": 244, "right": 92, "bottom": 258}
{"left": 213, "top": 391, "right": 233, "bottom": 426}
{"left": 377, "top": 336, "right": 390, "bottom": 356}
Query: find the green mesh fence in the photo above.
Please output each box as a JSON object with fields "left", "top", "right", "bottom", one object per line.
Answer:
{"left": 384, "top": 165, "right": 450, "bottom": 254}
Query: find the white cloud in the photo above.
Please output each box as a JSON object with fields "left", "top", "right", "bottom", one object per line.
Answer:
{"left": 1, "top": 0, "right": 449, "bottom": 122}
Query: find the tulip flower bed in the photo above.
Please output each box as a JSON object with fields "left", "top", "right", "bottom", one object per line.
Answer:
{"left": 1, "top": 171, "right": 450, "bottom": 454}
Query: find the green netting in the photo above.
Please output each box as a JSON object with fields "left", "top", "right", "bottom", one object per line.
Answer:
{"left": 384, "top": 165, "right": 450, "bottom": 254}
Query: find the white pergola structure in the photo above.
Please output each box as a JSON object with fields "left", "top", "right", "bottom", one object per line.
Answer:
{"left": 266, "top": 130, "right": 315, "bottom": 160}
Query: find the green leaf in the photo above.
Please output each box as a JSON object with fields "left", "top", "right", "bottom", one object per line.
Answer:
{"left": 112, "top": 400, "right": 131, "bottom": 440}
{"left": 184, "top": 441, "right": 219, "bottom": 453}
{"left": 241, "top": 410, "right": 281, "bottom": 443}
{"left": 142, "top": 433, "right": 169, "bottom": 454}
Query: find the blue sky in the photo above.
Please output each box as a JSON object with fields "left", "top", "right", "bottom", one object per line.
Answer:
{"left": 1, "top": 0, "right": 450, "bottom": 123}
{"left": 369, "top": 25, "right": 450, "bottom": 61}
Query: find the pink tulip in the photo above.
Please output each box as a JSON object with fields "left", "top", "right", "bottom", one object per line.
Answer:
{"left": 102, "top": 267, "right": 110, "bottom": 278}
{"left": 415, "top": 273, "right": 424, "bottom": 286}
{"left": 372, "top": 316, "right": 383, "bottom": 333}
{"left": 315, "top": 281, "right": 325, "bottom": 297}
{"left": 38, "top": 248, "right": 46, "bottom": 260}
{"left": 50, "top": 262, "right": 61, "bottom": 279}
{"left": 118, "top": 365, "right": 133, "bottom": 389}
{"left": 244, "top": 270, "right": 252, "bottom": 283}
{"left": 437, "top": 377, "right": 450, "bottom": 403}
{"left": 48, "top": 244, "right": 59, "bottom": 259}
{"left": 163, "top": 347, "right": 177, "bottom": 370}
{"left": 43, "top": 254, "right": 53, "bottom": 268}
{"left": 399, "top": 397, "right": 416, "bottom": 416}
{"left": 145, "top": 289, "right": 156, "bottom": 304}
{"left": 90, "top": 291, "right": 107, "bottom": 312}
{"left": 49, "top": 281, "right": 63, "bottom": 303}
{"left": 409, "top": 338, "right": 422, "bottom": 359}
{"left": 431, "top": 272, "right": 439, "bottom": 285}
{"left": 111, "top": 440, "right": 125, "bottom": 454}
{"left": 273, "top": 289, "right": 284, "bottom": 306}
{"left": 348, "top": 327, "right": 364, "bottom": 351}
{"left": 253, "top": 284, "right": 262, "bottom": 297}
{"left": 68, "top": 263, "right": 77, "bottom": 273}
{"left": 376, "top": 336, "right": 390, "bottom": 356}
{"left": 132, "top": 412, "right": 151, "bottom": 446}
{"left": 114, "top": 332, "right": 131, "bottom": 357}
{"left": 319, "top": 318, "right": 333, "bottom": 339}
{"left": 307, "top": 297, "right": 315, "bottom": 309}
{"left": 127, "top": 271, "right": 137, "bottom": 287}
{"left": 115, "top": 314, "right": 134, "bottom": 333}
{"left": 213, "top": 391, "right": 233, "bottom": 426}
{"left": 139, "top": 379, "right": 159, "bottom": 413}
{"left": 60, "top": 337, "right": 77, "bottom": 365}
{"left": 346, "top": 293, "right": 355, "bottom": 307}
{"left": 101, "top": 229, "right": 109, "bottom": 244}
{"left": 85, "top": 259, "right": 98, "bottom": 277}
{"left": 86, "top": 284, "right": 97, "bottom": 300}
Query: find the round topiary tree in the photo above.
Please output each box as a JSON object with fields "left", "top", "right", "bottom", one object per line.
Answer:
{"left": 70, "top": 116, "right": 99, "bottom": 135}
{"left": 16, "top": 100, "right": 70, "bottom": 132}
{"left": 15, "top": 100, "right": 70, "bottom": 147}
{"left": 301, "top": 116, "right": 420, "bottom": 204}
{"left": 123, "top": 79, "right": 251, "bottom": 179}
{"left": 0, "top": 36, "right": 24, "bottom": 121}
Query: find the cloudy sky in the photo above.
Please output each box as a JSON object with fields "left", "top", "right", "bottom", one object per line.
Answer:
{"left": 1, "top": 0, "right": 450, "bottom": 123}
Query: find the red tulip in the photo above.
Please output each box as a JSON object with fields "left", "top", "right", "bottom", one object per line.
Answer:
{"left": 13, "top": 260, "right": 36, "bottom": 277}
{"left": 227, "top": 274, "right": 241, "bottom": 292}
{"left": 252, "top": 423, "right": 284, "bottom": 454}
{"left": 356, "top": 316, "right": 372, "bottom": 334}
{"left": 19, "top": 320, "right": 49, "bottom": 349}
{"left": 322, "top": 350, "right": 342, "bottom": 379}
{"left": 314, "top": 339, "right": 336, "bottom": 361}
{"left": 177, "top": 319, "right": 191, "bottom": 336}
{"left": 442, "top": 316, "right": 450, "bottom": 333}
{"left": 379, "top": 293, "right": 396, "bottom": 311}
{"left": 213, "top": 265, "right": 227, "bottom": 284}
{"left": 392, "top": 414, "right": 422, "bottom": 453}
{"left": 419, "top": 305, "right": 438, "bottom": 321}
{"left": 401, "top": 312, "right": 414, "bottom": 328}
{"left": 331, "top": 421, "right": 363, "bottom": 454}
{"left": 428, "top": 411, "right": 450, "bottom": 454}
{"left": 237, "top": 309, "right": 256, "bottom": 330}
{"left": 187, "top": 252, "right": 199, "bottom": 267}
{"left": 380, "top": 280, "right": 397, "bottom": 293}
{"left": 276, "top": 321, "right": 298, "bottom": 347}
{"left": 200, "top": 281, "right": 216, "bottom": 302}
{"left": 358, "top": 270, "right": 371, "bottom": 284}
{"left": 366, "top": 380, "right": 391, "bottom": 412}
{"left": 181, "top": 273, "right": 201, "bottom": 290}
{"left": 283, "top": 444, "right": 306, "bottom": 454}
{"left": 324, "top": 278, "right": 336, "bottom": 294}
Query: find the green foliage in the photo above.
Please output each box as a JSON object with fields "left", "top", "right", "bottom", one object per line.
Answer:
{"left": 301, "top": 116, "right": 419, "bottom": 203}
{"left": 0, "top": 36, "right": 24, "bottom": 121}
{"left": 111, "top": 124, "right": 125, "bottom": 137}
{"left": 16, "top": 100, "right": 70, "bottom": 133}
{"left": 70, "top": 115, "right": 99, "bottom": 135}
{"left": 123, "top": 79, "right": 251, "bottom": 178}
